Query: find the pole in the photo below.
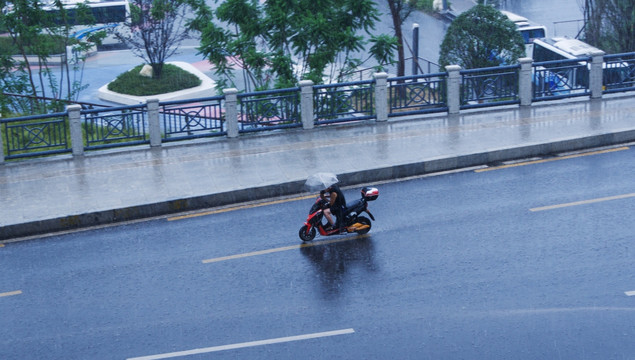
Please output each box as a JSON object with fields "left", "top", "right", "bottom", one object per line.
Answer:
{"left": 412, "top": 23, "right": 419, "bottom": 77}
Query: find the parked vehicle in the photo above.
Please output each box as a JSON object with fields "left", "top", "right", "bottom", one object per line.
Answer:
{"left": 533, "top": 36, "right": 631, "bottom": 90}
{"left": 501, "top": 10, "right": 547, "bottom": 58}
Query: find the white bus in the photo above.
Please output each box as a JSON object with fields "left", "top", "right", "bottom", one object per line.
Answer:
{"left": 501, "top": 11, "right": 547, "bottom": 58}
{"left": 533, "top": 36, "right": 630, "bottom": 90}
{"left": 40, "top": 0, "right": 130, "bottom": 44}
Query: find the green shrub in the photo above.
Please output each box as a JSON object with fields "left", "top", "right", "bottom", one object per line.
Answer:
{"left": 107, "top": 64, "right": 202, "bottom": 96}
{"left": 415, "top": 0, "right": 435, "bottom": 12}
{"left": 0, "top": 35, "right": 77, "bottom": 56}
{"left": 0, "top": 37, "right": 16, "bottom": 55}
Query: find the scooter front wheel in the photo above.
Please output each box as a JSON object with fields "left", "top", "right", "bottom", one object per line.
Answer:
{"left": 299, "top": 225, "right": 316, "bottom": 242}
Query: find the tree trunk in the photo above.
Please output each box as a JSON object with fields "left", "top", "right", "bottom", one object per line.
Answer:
{"left": 387, "top": 0, "right": 406, "bottom": 78}
{"left": 152, "top": 63, "right": 164, "bottom": 79}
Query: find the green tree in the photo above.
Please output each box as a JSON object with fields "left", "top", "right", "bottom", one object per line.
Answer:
{"left": 1, "top": 0, "right": 47, "bottom": 98}
{"left": 368, "top": 34, "right": 399, "bottom": 73}
{"left": 114, "top": 0, "right": 198, "bottom": 78}
{"left": 43, "top": 2, "right": 102, "bottom": 102}
{"left": 582, "top": 0, "right": 635, "bottom": 53}
{"left": 438, "top": 4, "right": 525, "bottom": 70}
{"left": 188, "top": 0, "right": 393, "bottom": 91}
{"left": 0, "top": 54, "right": 31, "bottom": 115}
{"left": 0, "top": 0, "right": 99, "bottom": 113}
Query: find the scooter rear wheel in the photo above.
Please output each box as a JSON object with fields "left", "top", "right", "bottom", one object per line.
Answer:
{"left": 299, "top": 225, "right": 316, "bottom": 242}
{"left": 355, "top": 216, "right": 372, "bottom": 235}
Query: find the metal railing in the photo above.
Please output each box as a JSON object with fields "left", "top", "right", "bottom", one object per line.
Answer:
{"left": 1, "top": 92, "right": 109, "bottom": 116}
{"left": 603, "top": 52, "right": 635, "bottom": 94}
{"left": 0, "top": 112, "right": 70, "bottom": 160}
{"left": 460, "top": 65, "right": 520, "bottom": 109}
{"left": 161, "top": 96, "right": 225, "bottom": 142}
{"left": 3, "top": 52, "right": 635, "bottom": 163}
{"left": 533, "top": 58, "right": 591, "bottom": 101}
{"left": 388, "top": 73, "right": 447, "bottom": 116}
{"left": 82, "top": 104, "right": 148, "bottom": 150}
{"left": 341, "top": 56, "right": 442, "bottom": 82}
{"left": 314, "top": 80, "right": 375, "bottom": 125}
{"left": 238, "top": 88, "right": 302, "bottom": 133}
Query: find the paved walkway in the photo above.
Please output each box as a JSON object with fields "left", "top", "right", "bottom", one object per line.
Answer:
{"left": 1, "top": 95, "right": 634, "bottom": 240}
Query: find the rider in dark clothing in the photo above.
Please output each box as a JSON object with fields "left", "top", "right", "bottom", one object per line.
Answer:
{"left": 321, "top": 184, "right": 347, "bottom": 233}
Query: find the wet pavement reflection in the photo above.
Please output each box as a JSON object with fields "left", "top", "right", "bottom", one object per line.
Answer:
{"left": 300, "top": 237, "right": 378, "bottom": 299}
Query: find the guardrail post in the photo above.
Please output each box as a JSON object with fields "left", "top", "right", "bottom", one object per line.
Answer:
{"left": 446, "top": 65, "right": 462, "bottom": 114}
{"left": 147, "top": 98, "right": 161, "bottom": 147}
{"left": 223, "top": 88, "right": 239, "bottom": 138}
{"left": 67, "top": 104, "right": 84, "bottom": 156}
{"left": 519, "top": 57, "right": 533, "bottom": 106}
{"left": 300, "top": 80, "right": 314, "bottom": 129}
{"left": 590, "top": 50, "right": 605, "bottom": 99}
{"left": 374, "top": 72, "right": 389, "bottom": 122}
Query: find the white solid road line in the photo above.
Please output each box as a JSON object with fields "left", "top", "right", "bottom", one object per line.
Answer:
{"left": 127, "top": 328, "right": 356, "bottom": 360}
{"left": 625, "top": 291, "right": 635, "bottom": 296}
{"left": 0, "top": 290, "right": 22, "bottom": 298}
{"left": 530, "top": 192, "right": 635, "bottom": 212}
{"left": 202, "top": 235, "right": 368, "bottom": 264}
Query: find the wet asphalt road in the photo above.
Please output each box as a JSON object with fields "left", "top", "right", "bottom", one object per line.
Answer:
{"left": 1, "top": 146, "right": 634, "bottom": 359}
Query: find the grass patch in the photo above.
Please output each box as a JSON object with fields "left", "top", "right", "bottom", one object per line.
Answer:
{"left": 0, "top": 34, "right": 77, "bottom": 56}
{"left": 107, "top": 64, "right": 202, "bottom": 96}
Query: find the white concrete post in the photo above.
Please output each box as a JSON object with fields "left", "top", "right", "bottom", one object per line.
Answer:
{"left": 446, "top": 65, "right": 462, "bottom": 114}
{"left": 518, "top": 57, "right": 533, "bottom": 106}
{"left": 590, "top": 50, "right": 605, "bottom": 99}
{"left": 223, "top": 88, "right": 239, "bottom": 138}
{"left": 146, "top": 98, "right": 161, "bottom": 147}
{"left": 300, "top": 80, "right": 314, "bottom": 129}
{"left": 67, "top": 104, "right": 84, "bottom": 156}
{"left": 374, "top": 72, "right": 389, "bottom": 122}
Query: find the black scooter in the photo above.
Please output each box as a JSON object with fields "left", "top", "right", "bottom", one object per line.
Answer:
{"left": 298, "top": 187, "right": 379, "bottom": 242}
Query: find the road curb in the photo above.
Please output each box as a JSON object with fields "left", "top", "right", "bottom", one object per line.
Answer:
{"left": 2, "top": 129, "right": 634, "bottom": 241}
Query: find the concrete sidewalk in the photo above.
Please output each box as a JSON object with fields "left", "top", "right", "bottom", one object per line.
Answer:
{"left": 1, "top": 95, "right": 634, "bottom": 240}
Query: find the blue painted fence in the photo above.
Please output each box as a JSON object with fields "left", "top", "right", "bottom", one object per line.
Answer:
{"left": 2, "top": 53, "right": 634, "bottom": 162}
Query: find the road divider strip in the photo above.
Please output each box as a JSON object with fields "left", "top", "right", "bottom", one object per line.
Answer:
{"left": 0, "top": 290, "right": 22, "bottom": 298}
{"left": 202, "top": 235, "right": 368, "bottom": 264}
{"left": 127, "top": 328, "right": 355, "bottom": 360}
{"left": 476, "top": 147, "right": 629, "bottom": 172}
{"left": 530, "top": 193, "right": 635, "bottom": 212}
